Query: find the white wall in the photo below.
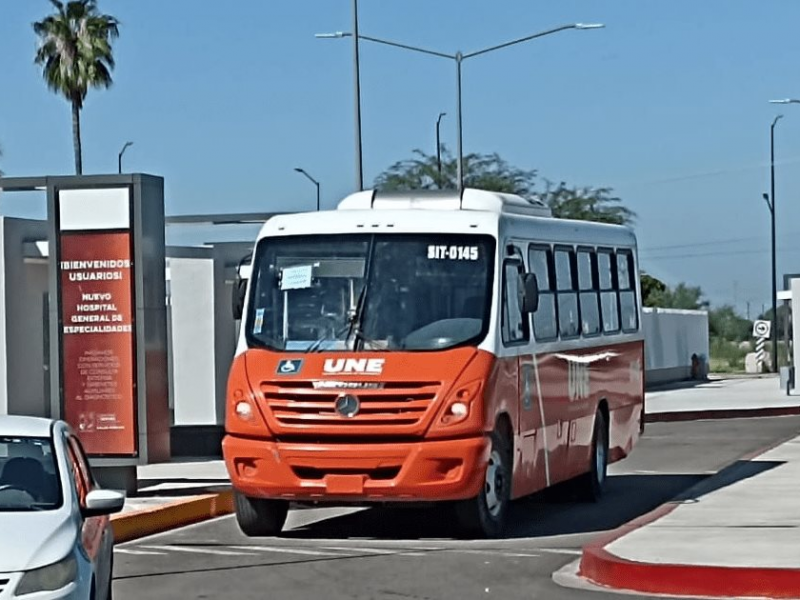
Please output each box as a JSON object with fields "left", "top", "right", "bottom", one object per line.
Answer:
{"left": 166, "top": 242, "right": 252, "bottom": 428}
{"left": 168, "top": 256, "right": 217, "bottom": 425}
{"left": 0, "top": 218, "right": 50, "bottom": 417}
{"left": 643, "top": 307, "right": 709, "bottom": 385}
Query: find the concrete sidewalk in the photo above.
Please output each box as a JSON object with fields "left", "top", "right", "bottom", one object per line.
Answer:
{"left": 645, "top": 375, "right": 800, "bottom": 421}
{"left": 578, "top": 433, "right": 800, "bottom": 598}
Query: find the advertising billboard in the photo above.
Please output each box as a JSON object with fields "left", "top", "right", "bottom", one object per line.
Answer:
{"left": 58, "top": 192, "right": 138, "bottom": 456}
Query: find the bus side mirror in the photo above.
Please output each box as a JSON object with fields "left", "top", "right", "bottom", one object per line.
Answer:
{"left": 232, "top": 279, "right": 247, "bottom": 321}
{"left": 520, "top": 273, "right": 539, "bottom": 313}
{"left": 232, "top": 254, "right": 252, "bottom": 321}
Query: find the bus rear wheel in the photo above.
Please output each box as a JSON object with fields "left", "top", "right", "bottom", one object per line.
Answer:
{"left": 234, "top": 491, "right": 289, "bottom": 537}
{"left": 577, "top": 409, "right": 608, "bottom": 502}
{"left": 455, "top": 430, "right": 511, "bottom": 538}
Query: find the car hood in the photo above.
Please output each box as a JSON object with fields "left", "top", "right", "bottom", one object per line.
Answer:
{"left": 0, "top": 509, "right": 76, "bottom": 572}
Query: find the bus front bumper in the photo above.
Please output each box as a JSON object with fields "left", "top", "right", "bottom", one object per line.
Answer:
{"left": 222, "top": 435, "right": 490, "bottom": 502}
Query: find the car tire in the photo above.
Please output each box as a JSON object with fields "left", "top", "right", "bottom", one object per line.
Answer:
{"left": 577, "top": 408, "right": 608, "bottom": 502}
{"left": 234, "top": 491, "right": 289, "bottom": 537}
{"left": 455, "top": 430, "right": 512, "bottom": 538}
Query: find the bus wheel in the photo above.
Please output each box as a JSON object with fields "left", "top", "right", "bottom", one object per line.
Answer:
{"left": 234, "top": 491, "right": 289, "bottom": 537}
{"left": 577, "top": 409, "right": 608, "bottom": 502}
{"left": 456, "top": 431, "right": 511, "bottom": 538}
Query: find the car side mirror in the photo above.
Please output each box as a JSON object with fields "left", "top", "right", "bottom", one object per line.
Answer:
{"left": 82, "top": 489, "right": 126, "bottom": 518}
{"left": 520, "top": 273, "right": 539, "bottom": 313}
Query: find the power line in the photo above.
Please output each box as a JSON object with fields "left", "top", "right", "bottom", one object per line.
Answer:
{"left": 642, "top": 245, "right": 800, "bottom": 261}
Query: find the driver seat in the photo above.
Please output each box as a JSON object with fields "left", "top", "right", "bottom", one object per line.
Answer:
{"left": 0, "top": 457, "right": 45, "bottom": 501}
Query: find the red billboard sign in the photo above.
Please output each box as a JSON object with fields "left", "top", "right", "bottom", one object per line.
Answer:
{"left": 60, "top": 232, "right": 137, "bottom": 456}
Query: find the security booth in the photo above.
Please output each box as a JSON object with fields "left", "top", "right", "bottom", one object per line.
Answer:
{"left": 0, "top": 174, "right": 170, "bottom": 493}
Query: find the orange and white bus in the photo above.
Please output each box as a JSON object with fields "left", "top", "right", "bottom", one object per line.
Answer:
{"left": 223, "top": 188, "right": 644, "bottom": 538}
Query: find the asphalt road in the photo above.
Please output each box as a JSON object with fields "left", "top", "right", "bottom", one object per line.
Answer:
{"left": 113, "top": 416, "right": 800, "bottom": 600}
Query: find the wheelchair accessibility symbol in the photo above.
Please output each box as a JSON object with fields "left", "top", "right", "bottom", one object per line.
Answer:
{"left": 276, "top": 359, "right": 303, "bottom": 375}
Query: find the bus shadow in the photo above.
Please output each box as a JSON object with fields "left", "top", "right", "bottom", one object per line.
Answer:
{"left": 281, "top": 462, "right": 781, "bottom": 540}
{"left": 280, "top": 473, "right": 700, "bottom": 540}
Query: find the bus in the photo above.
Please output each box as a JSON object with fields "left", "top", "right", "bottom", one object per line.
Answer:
{"left": 223, "top": 188, "right": 645, "bottom": 538}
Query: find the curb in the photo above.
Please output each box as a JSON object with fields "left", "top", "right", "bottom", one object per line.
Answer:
{"left": 578, "top": 433, "right": 800, "bottom": 598}
{"left": 646, "top": 404, "right": 800, "bottom": 423}
{"left": 111, "top": 490, "right": 234, "bottom": 544}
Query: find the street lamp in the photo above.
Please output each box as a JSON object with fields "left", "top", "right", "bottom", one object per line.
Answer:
{"left": 317, "top": 23, "right": 604, "bottom": 191}
{"left": 118, "top": 141, "right": 133, "bottom": 174}
{"left": 763, "top": 114, "right": 783, "bottom": 372}
{"left": 436, "top": 112, "right": 447, "bottom": 185}
{"left": 294, "top": 167, "right": 321, "bottom": 211}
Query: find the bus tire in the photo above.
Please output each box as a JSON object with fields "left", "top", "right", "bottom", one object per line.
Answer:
{"left": 455, "top": 430, "right": 511, "bottom": 538}
{"left": 234, "top": 491, "right": 289, "bottom": 537}
{"left": 577, "top": 409, "right": 609, "bottom": 502}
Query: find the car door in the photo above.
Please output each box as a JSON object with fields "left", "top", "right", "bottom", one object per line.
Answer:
{"left": 65, "top": 434, "right": 113, "bottom": 600}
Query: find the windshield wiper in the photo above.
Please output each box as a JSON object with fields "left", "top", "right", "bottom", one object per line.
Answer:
{"left": 306, "top": 285, "right": 368, "bottom": 353}
{"left": 306, "top": 322, "right": 351, "bottom": 353}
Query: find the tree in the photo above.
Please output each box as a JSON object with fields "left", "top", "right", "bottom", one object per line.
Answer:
{"left": 647, "top": 282, "right": 707, "bottom": 310}
{"left": 33, "top": 0, "right": 119, "bottom": 175}
{"left": 708, "top": 305, "right": 752, "bottom": 342}
{"left": 374, "top": 148, "right": 635, "bottom": 227}
{"left": 641, "top": 272, "right": 667, "bottom": 307}
{"left": 538, "top": 180, "right": 635, "bottom": 226}
{"left": 375, "top": 147, "right": 537, "bottom": 196}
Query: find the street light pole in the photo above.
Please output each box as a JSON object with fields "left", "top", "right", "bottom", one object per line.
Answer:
{"left": 455, "top": 53, "right": 464, "bottom": 190}
{"left": 352, "top": 0, "right": 363, "bottom": 191}
{"left": 435, "top": 112, "right": 446, "bottom": 185}
{"left": 294, "top": 167, "right": 321, "bottom": 211}
{"left": 769, "top": 115, "right": 782, "bottom": 372}
{"left": 118, "top": 141, "right": 133, "bottom": 174}
{"left": 317, "top": 24, "right": 603, "bottom": 192}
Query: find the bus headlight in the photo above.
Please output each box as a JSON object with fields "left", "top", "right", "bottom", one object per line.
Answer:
{"left": 16, "top": 552, "right": 77, "bottom": 596}
{"left": 235, "top": 399, "right": 254, "bottom": 421}
{"left": 438, "top": 380, "right": 483, "bottom": 426}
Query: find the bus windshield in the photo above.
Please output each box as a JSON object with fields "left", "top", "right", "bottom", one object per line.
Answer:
{"left": 245, "top": 233, "right": 496, "bottom": 352}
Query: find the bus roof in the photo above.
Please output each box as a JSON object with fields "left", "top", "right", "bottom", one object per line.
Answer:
{"left": 337, "top": 188, "right": 553, "bottom": 217}
{"left": 253, "top": 188, "right": 635, "bottom": 247}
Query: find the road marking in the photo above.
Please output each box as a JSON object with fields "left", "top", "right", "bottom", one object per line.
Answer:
{"left": 321, "top": 546, "right": 427, "bottom": 557}
{"left": 227, "top": 546, "right": 340, "bottom": 557}
{"left": 452, "top": 549, "right": 540, "bottom": 558}
{"left": 538, "top": 548, "right": 582, "bottom": 556}
{"left": 140, "top": 545, "right": 255, "bottom": 557}
{"left": 115, "top": 548, "right": 166, "bottom": 556}
{"left": 322, "top": 546, "right": 407, "bottom": 555}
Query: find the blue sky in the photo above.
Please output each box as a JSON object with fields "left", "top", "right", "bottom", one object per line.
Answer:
{"left": 2, "top": 0, "right": 800, "bottom": 315}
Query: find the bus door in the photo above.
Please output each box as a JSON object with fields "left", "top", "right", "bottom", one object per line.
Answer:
{"left": 502, "top": 251, "right": 547, "bottom": 496}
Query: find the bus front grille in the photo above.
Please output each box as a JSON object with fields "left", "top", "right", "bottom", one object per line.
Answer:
{"left": 260, "top": 381, "right": 440, "bottom": 428}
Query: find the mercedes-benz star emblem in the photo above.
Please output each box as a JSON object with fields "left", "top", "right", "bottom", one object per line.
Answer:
{"left": 335, "top": 394, "right": 360, "bottom": 418}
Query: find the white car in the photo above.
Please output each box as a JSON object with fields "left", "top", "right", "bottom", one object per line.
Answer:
{"left": 0, "top": 416, "right": 125, "bottom": 599}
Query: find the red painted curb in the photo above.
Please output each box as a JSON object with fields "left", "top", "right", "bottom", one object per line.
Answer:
{"left": 646, "top": 405, "right": 800, "bottom": 423}
{"left": 578, "top": 431, "right": 800, "bottom": 598}
{"left": 580, "top": 546, "right": 800, "bottom": 599}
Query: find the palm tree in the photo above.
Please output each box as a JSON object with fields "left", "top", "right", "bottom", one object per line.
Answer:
{"left": 33, "top": 0, "right": 119, "bottom": 175}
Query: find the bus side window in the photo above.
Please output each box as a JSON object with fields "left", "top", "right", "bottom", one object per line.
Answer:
{"left": 502, "top": 259, "right": 529, "bottom": 345}
{"left": 555, "top": 247, "right": 580, "bottom": 339}
{"left": 617, "top": 250, "right": 638, "bottom": 332}
{"left": 577, "top": 248, "right": 600, "bottom": 336}
{"left": 598, "top": 249, "right": 620, "bottom": 333}
{"left": 528, "top": 246, "right": 557, "bottom": 340}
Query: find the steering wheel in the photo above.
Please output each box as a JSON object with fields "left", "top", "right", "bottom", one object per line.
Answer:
{"left": 0, "top": 483, "right": 33, "bottom": 496}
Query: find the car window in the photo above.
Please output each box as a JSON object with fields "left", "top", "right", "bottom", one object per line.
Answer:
{"left": 0, "top": 435, "right": 62, "bottom": 511}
